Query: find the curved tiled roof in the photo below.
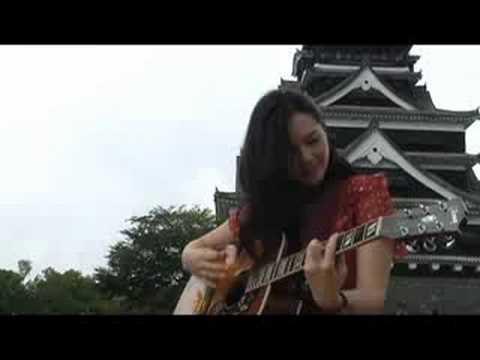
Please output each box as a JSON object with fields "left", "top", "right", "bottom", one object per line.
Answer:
{"left": 342, "top": 125, "right": 480, "bottom": 206}
{"left": 310, "top": 65, "right": 418, "bottom": 110}
{"left": 320, "top": 105, "right": 479, "bottom": 128}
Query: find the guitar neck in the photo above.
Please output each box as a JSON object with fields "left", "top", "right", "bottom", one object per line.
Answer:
{"left": 245, "top": 218, "right": 383, "bottom": 293}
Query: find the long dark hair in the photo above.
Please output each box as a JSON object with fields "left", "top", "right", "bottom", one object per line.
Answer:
{"left": 237, "top": 89, "right": 355, "bottom": 260}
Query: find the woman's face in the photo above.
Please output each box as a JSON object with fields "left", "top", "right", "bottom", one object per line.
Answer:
{"left": 288, "top": 112, "right": 330, "bottom": 187}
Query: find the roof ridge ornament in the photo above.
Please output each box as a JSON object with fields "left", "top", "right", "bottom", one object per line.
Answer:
{"left": 369, "top": 118, "right": 380, "bottom": 129}
{"left": 360, "top": 58, "right": 370, "bottom": 68}
{"left": 315, "top": 66, "right": 417, "bottom": 110}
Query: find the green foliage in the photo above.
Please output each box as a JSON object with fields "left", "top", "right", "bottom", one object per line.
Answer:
{"left": 0, "top": 261, "right": 122, "bottom": 314}
{"left": 29, "top": 267, "right": 119, "bottom": 314}
{"left": 17, "top": 260, "right": 32, "bottom": 279}
{"left": 0, "top": 268, "right": 33, "bottom": 313}
{"left": 0, "top": 204, "right": 214, "bottom": 314}
{"left": 94, "top": 205, "right": 216, "bottom": 313}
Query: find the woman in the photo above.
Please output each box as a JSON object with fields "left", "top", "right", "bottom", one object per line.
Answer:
{"left": 181, "top": 89, "right": 403, "bottom": 314}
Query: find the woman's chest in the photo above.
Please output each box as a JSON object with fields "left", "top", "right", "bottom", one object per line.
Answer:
{"left": 299, "top": 182, "right": 355, "bottom": 246}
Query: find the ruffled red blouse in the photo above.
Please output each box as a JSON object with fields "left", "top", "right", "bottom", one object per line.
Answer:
{"left": 300, "top": 173, "right": 407, "bottom": 289}
{"left": 229, "top": 173, "right": 407, "bottom": 290}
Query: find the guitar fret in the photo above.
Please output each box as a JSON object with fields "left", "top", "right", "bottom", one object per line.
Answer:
{"left": 248, "top": 272, "right": 258, "bottom": 291}
{"left": 276, "top": 258, "right": 287, "bottom": 278}
{"left": 295, "top": 252, "right": 306, "bottom": 271}
{"left": 283, "top": 256, "right": 292, "bottom": 274}
{"left": 253, "top": 269, "right": 263, "bottom": 288}
{"left": 267, "top": 264, "right": 277, "bottom": 283}
{"left": 269, "top": 263, "right": 278, "bottom": 281}
{"left": 246, "top": 276, "right": 253, "bottom": 290}
{"left": 246, "top": 269, "right": 262, "bottom": 291}
{"left": 361, "top": 222, "right": 368, "bottom": 243}
{"left": 270, "top": 262, "right": 281, "bottom": 282}
{"left": 286, "top": 255, "right": 296, "bottom": 275}
{"left": 274, "top": 257, "right": 294, "bottom": 281}
{"left": 290, "top": 252, "right": 303, "bottom": 275}
{"left": 284, "top": 256, "right": 292, "bottom": 273}
{"left": 341, "top": 228, "right": 356, "bottom": 250}
{"left": 278, "top": 255, "right": 293, "bottom": 278}
{"left": 353, "top": 224, "right": 365, "bottom": 246}
{"left": 365, "top": 219, "right": 379, "bottom": 240}
{"left": 280, "top": 257, "right": 289, "bottom": 276}
{"left": 259, "top": 265, "right": 270, "bottom": 286}
{"left": 282, "top": 256, "right": 291, "bottom": 276}
{"left": 336, "top": 233, "right": 346, "bottom": 252}
{"left": 264, "top": 264, "right": 273, "bottom": 284}
{"left": 258, "top": 267, "right": 267, "bottom": 286}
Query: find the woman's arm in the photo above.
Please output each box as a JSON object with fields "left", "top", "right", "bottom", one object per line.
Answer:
{"left": 342, "top": 237, "right": 394, "bottom": 314}
{"left": 304, "top": 234, "right": 395, "bottom": 314}
{"left": 340, "top": 173, "right": 396, "bottom": 313}
{"left": 181, "top": 221, "right": 239, "bottom": 287}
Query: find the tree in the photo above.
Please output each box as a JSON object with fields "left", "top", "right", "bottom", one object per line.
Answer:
{"left": 18, "top": 260, "right": 32, "bottom": 280}
{"left": 0, "top": 259, "right": 34, "bottom": 313}
{"left": 0, "top": 270, "right": 31, "bottom": 313}
{"left": 0, "top": 259, "right": 122, "bottom": 314}
{"left": 94, "top": 205, "right": 216, "bottom": 313}
{"left": 29, "top": 267, "right": 122, "bottom": 314}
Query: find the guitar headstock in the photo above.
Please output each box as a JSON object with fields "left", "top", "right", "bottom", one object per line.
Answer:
{"left": 381, "top": 198, "right": 468, "bottom": 247}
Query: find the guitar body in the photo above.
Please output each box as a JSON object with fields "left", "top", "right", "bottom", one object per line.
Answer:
{"left": 174, "top": 235, "right": 307, "bottom": 315}
{"left": 173, "top": 263, "right": 272, "bottom": 315}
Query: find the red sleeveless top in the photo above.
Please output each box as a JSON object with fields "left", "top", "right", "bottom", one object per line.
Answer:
{"left": 229, "top": 173, "right": 407, "bottom": 290}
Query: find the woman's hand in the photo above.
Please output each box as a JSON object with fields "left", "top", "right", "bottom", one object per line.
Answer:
{"left": 182, "top": 240, "right": 238, "bottom": 288}
{"left": 304, "top": 233, "right": 348, "bottom": 311}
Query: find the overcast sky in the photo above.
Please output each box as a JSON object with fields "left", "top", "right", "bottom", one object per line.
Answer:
{"left": 0, "top": 45, "right": 478, "bottom": 278}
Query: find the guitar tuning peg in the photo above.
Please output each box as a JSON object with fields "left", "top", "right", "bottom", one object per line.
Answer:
{"left": 417, "top": 223, "right": 426, "bottom": 234}
{"left": 439, "top": 234, "right": 456, "bottom": 250}
{"left": 419, "top": 204, "right": 431, "bottom": 215}
{"left": 423, "top": 237, "right": 437, "bottom": 253}
{"left": 435, "top": 220, "right": 444, "bottom": 231}
{"left": 402, "top": 208, "right": 413, "bottom": 218}
{"left": 406, "top": 239, "right": 420, "bottom": 253}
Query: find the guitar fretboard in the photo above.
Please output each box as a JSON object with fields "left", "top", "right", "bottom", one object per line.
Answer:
{"left": 244, "top": 218, "right": 382, "bottom": 293}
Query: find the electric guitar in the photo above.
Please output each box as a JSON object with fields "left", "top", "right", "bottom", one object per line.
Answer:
{"left": 173, "top": 198, "right": 467, "bottom": 315}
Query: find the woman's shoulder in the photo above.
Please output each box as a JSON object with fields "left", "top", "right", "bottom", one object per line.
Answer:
{"left": 342, "top": 172, "right": 394, "bottom": 220}
{"left": 342, "top": 172, "right": 390, "bottom": 195}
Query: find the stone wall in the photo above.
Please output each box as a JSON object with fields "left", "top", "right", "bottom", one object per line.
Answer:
{"left": 385, "top": 275, "right": 480, "bottom": 314}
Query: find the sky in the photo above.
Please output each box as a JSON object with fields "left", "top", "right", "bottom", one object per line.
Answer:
{"left": 0, "top": 45, "right": 478, "bottom": 278}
